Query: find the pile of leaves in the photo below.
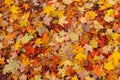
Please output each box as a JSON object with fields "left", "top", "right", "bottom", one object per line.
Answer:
{"left": 0, "top": 0, "right": 120, "bottom": 80}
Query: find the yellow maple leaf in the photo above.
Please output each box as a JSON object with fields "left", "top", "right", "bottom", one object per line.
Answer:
{"left": 52, "top": 20, "right": 58, "bottom": 24}
{"left": 24, "top": 12, "right": 30, "bottom": 18}
{"left": 94, "top": 56, "right": 99, "bottom": 61}
{"left": 75, "top": 53, "right": 86, "bottom": 61}
{"left": 4, "top": 0, "right": 14, "bottom": 6}
{"left": 19, "top": 18, "right": 30, "bottom": 27}
{"left": 72, "top": 43, "right": 84, "bottom": 54}
{"left": 71, "top": 75, "right": 78, "bottom": 80}
{"left": 99, "top": 2, "right": 112, "bottom": 10}
{"left": 108, "top": 51, "right": 120, "bottom": 66}
{"left": 85, "top": 11, "right": 97, "bottom": 20}
{"left": 58, "top": 11, "right": 65, "bottom": 18}
{"left": 10, "top": 5, "right": 20, "bottom": 14}
{"left": 14, "top": 41, "right": 21, "bottom": 50}
{"left": 51, "top": 10, "right": 64, "bottom": 18}
{"left": 19, "top": 12, "right": 30, "bottom": 27}
{"left": 43, "top": 6, "right": 54, "bottom": 14}
{"left": 112, "top": 33, "right": 120, "bottom": 41}
{"left": 35, "top": 38, "right": 42, "bottom": 45}
{"left": 91, "top": 39, "right": 98, "bottom": 48}
{"left": 60, "top": 60, "right": 73, "bottom": 67}
{"left": 11, "top": 14, "right": 19, "bottom": 20}
{"left": 107, "top": 9, "right": 115, "bottom": 17}
{"left": 104, "top": 61, "right": 114, "bottom": 71}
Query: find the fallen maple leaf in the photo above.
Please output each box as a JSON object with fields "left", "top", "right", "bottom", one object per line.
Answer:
{"left": 74, "top": 53, "right": 86, "bottom": 61}
{"left": 10, "top": 5, "right": 20, "bottom": 14}
{"left": 3, "top": 58, "right": 19, "bottom": 74}
{"left": 0, "top": 57, "right": 5, "bottom": 65}
{"left": 58, "top": 16, "right": 68, "bottom": 26}
{"left": 71, "top": 75, "right": 78, "bottom": 80}
{"left": 14, "top": 41, "right": 21, "bottom": 50}
{"left": 42, "top": 32, "right": 50, "bottom": 45}
{"left": 104, "top": 14, "right": 114, "bottom": 22}
{"left": 43, "top": 6, "right": 54, "bottom": 14}
{"left": 4, "top": 0, "right": 14, "bottom": 6}
{"left": 93, "top": 65, "right": 104, "bottom": 77}
{"left": 43, "top": 15, "right": 52, "bottom": 25}
{"left": 104, "top": 61, "right": 114, "bottom": 71}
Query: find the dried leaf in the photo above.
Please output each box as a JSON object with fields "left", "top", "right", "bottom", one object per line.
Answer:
{"left": 58, "top": 16, "right": 68, "bottom": 26}
{"left": 43, "top": 15, "right": 52, "bottom": 25}
{"left": 69, "top": 32, "right": 79, "bottom": 42}
{"left": 104, "top": 14, "right": 114, "bottom": 22}
{"left": 3, "top": 59, "right": 19, "bottom": 74}
{"left": 19, "top": 74, "right": 27, "bottom": 80}
{"left": 34, "top": 74, "right": 41, "bottom": 80}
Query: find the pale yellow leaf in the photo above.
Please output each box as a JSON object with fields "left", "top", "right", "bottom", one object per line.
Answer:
{"left": 3, "top": 59, "right": 19, "bottom": 74}
{"left": 58, "top": 16, "right": 68, "bottom": 26}
{"left": 104, "top": 14, "right": 114, "bottom": 22}
{"left": 69, "top": 32, "right": 79, "bottom": 42}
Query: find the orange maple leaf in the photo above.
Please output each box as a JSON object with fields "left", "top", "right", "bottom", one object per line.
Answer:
{"left": 93, "top": 64, "right": 104, "bottom": 77}
{"left": 0, "top": 57, "right": 5, "bottom": 65}
{"left": 42, "top": 32, "right": 50, "bottom": 45}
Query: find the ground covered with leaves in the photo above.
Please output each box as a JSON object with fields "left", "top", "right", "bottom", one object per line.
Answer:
{"left": 0, "top": 0, "right": 120, "bottom": 80}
